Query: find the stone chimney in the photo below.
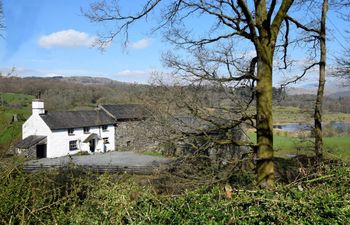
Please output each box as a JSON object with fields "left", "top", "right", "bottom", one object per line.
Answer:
{"left": 32, "top": 99, "right": 45, "bottom": 115}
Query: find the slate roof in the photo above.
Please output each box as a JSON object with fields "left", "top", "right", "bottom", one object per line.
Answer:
{"left": 40, "top": 109, "right": 115, "bottom": 130}
{"left": 16, "top": 135, "right": 47, "bottom": 149}
{"left": 100, "top": 104, "right": 149, "bottom": 120}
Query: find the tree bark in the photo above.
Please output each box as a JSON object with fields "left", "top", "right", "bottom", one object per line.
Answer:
{"left": 314, "top": 0, "right": 328, "bottom": 161}
{"left": 251, "top": 0, "right": 293, "bottom": 187}
{"left": 256, "top": 44, "right": 274, "bottom": 187}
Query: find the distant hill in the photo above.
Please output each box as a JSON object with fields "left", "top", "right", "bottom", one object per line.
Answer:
{"left": 329, "top": 90, "right": 350, "bottom": 98}
{"left": 285, "top": 87, "right": 316, "bottom": 96}
{"left": 62, "top": 76, "right": 132, "bottom": 86}
{"left": 285, "top": 80, "right": 350, "bottom": 97}
{"left": 0, "top": 76, "right": 147, "bottom": 111}
{"left": 23, "top": 76, "right": 131, "bottom": 87}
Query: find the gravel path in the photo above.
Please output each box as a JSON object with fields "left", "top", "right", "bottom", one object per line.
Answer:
{"left": 24, "top": 151, "right": 171, "bottom": 173}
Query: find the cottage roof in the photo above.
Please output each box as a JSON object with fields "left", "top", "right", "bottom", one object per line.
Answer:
{"left": 16, "top": 135, "right": 47, "bottom": 149}
{"left": 40, "top": 109, "right": 115, "bottom": 130}
{"left": 100, "top": 104, "right": 149, "bottom": 120}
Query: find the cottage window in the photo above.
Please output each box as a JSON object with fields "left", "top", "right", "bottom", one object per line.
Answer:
{"left": 102, "top": 125, "right": 108, "bottom": 131}
{"left": 68, "top": 128, "right": 74, "bottom": 135}
{"left": 69, "top": 140, "right": 78, "bottom": 151}
{"left": 83, "top": 127, "right": 90, "bottom": 133}
{"left": 103, "top": 137, "right": 109, "bottom": 144}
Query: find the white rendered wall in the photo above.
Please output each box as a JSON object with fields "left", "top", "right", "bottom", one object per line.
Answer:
{"left": 47, "top": 125, "right": 116, "bottom": 158}
{"left": 32, "top": 100, "right": 45, "bottom": 115}
{"left": 22, "top": 111, "right": 116, "bottom": 158}
{"left": 22, "top": 115, "right": 51, "bottom": 139}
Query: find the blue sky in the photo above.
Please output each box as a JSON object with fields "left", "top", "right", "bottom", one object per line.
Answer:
{"left": 0, "top": 0, "right": 166, "bottom": 83}
{"left": 0, "top": 0, "right": 348, "bottom": 85}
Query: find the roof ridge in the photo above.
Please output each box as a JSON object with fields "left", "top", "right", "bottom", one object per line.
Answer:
{"left": 44, "top": 109, "right": 101, "bottom": 114}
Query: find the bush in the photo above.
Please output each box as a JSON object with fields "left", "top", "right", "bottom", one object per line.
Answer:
{"left": 0, "top": 159, "right": 349, "bottom": 224}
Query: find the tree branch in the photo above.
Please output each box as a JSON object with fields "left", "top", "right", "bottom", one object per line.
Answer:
{"left": 286, "top": 15, "right": 320, "bottom": 34}
{"left": 280, "top": 62, "right": 319, "bottom": 88}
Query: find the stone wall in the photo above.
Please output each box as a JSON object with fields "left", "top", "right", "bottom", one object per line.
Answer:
{"left": 160, "top": 127, "right": 252, "bottom": 163}
{"left": 115, "top": 120, "right": 159, "bottom": 152}
{"left": 115, "top": 119, "right": 252, "bottom": 163}
{"left": 14, "top": 138, "right": 47, "bottom": 159}
{"left": 15, "top": 146, "right": 37, "bottom": 159}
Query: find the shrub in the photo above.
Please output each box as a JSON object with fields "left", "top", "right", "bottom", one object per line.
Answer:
{"left": 0, "top": 159, "right": 349, "bottom": 224}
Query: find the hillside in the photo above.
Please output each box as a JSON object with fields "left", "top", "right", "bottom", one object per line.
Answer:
{"left": 0, "top": 93, "right": 33, "bottom": 154}
{"left": 23, "top": 75, "right": 130, "bottom": 86}
{"left": 286, "top": 80, "right": 350, "bottom": 97}
{"left": 329, "top": 90, "right": 350, "bottom": 98}
{"left": 0, "top": 76, "right": 146, "bottom": 111}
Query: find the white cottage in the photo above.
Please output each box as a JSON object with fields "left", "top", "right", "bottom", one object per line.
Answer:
{"left": 16, "top": 99, "right": 142, "bottom": 158}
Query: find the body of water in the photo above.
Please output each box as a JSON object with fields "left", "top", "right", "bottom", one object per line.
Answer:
{"left": 273, "top": 123, "right": 350, "bottom": 132}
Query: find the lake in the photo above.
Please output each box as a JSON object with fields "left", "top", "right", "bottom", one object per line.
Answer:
{"left": 273, "top": 122, "right": 350, "bottom": 132}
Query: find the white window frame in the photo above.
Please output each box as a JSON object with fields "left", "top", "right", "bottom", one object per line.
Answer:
{"left": 103, "top": 137, "right": 110, "bottom": 144}
{"left": 69, "top": 140, "right": 78, "bottom": 151}
{"left": 68, "top": 128, "right": 75, "bottom": 135}
{"left": 83, "top": 127, "right": 90, "bottom": 134}
{"left": 102, "top": 125, "right": 108, "bottom": 132}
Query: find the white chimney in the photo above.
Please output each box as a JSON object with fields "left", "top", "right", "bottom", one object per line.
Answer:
{"left": 32, "top": 99, "right": 45, "bottom": 115}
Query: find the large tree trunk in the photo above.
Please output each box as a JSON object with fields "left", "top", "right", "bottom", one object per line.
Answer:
{"left": 256, "top": 46, "right": 274, "bottom": 187}
{"left": 314, "top": 0, "right": 328, "bottom": 161}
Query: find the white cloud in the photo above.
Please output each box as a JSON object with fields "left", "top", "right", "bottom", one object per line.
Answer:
{"left": 127, "top": 38, "right": 150, "bottom": 49}
{"left": 113, "top": 69, "right": 154, "bottom": 83}
{"left": 115, "top": 69, "right": 150, "bottom": 77}
{"left": 38, "top": 29, "right": 96, "bottom": 48}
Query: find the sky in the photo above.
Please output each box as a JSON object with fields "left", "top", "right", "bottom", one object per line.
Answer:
{"left": 0, "top": 0, "right": 349, "bottom": 86}
{"left": 0, "top": 0, "right": 166, "bottom": 83}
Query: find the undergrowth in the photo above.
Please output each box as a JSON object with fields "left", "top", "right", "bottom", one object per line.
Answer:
{"left": 0, "top": 157, "right": 349, "bottom": 224}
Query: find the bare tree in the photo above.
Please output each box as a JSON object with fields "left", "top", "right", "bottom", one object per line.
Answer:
{"left": 85, "top": 0, "right": 296, "bottom": 187}
{"left": 313, "top": 0, "right": 328, "bottom": 161}
{"left": 273, "top": 0, "right": 329, "bottom": 161}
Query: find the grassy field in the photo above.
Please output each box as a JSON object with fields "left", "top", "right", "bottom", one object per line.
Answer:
{"left": 268, "top": 106, "right": 350, "bottom": 161}
{"left": 248, "top": 132, "right": 350, "bottom": 162}
{"left": 273, "top": 106, "right": 350, "bottom": 124}
{"left": 0, "top": 93, "right": 33, "bottom": 152}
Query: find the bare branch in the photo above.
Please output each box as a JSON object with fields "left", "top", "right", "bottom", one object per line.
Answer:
{"left": 271, "top": 0, "right": 294, "bottom": 42}
{"left": 281, "top": 18, "right": 290, "bottom": 69}
{"left": 237, "top": 0, "right": 257, "bottom": 41}
{"left": 286, "top": 15, "right": 319, "bottom": 34}
{"left": 280, "top": 62, "right": 319, "bottom": 88}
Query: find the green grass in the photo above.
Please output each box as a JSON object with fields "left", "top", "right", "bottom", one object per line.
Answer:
{"left": 248, "top": 132, "right": 350, "bottom": 162}
{"left": 142, "top": 151, "right": 163, "bottom": 157}
{"left": 273, "top": 106, "right": 350, "bottom": 124}
{"left": 0, "top": 92, "right": 33, "bottom": 107}
{"left": 324, "top": 136, "right": 350, "bottom": 161}
{"left": 273, "top": 106, "right": 312, "bottom": 124}
{"left": 0, "top": 122, "right": 22, "bottom": 145}
{"left": 0, "top": 93, "right": 33, "bottom": 151}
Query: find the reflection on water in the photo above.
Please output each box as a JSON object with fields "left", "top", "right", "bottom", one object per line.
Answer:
{"left": 273, "top": 123, "right": 350, "bottom": 132}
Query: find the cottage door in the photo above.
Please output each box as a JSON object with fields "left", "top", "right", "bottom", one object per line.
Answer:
{"left": 36, "top": 144, "right": 47, "bottom": 158}
{"left": 89, "top": 139, "right": 95, "bottom": 153}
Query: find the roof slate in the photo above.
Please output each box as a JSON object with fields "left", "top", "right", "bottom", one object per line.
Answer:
{"left": 100, "top": 104, "right": 149, "bottom": 120}
{"left": 16, "top": 135, "right": 47, "bottom": 149}
{"left": 40, "top": 109, "right": 115, "bottom": 130}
